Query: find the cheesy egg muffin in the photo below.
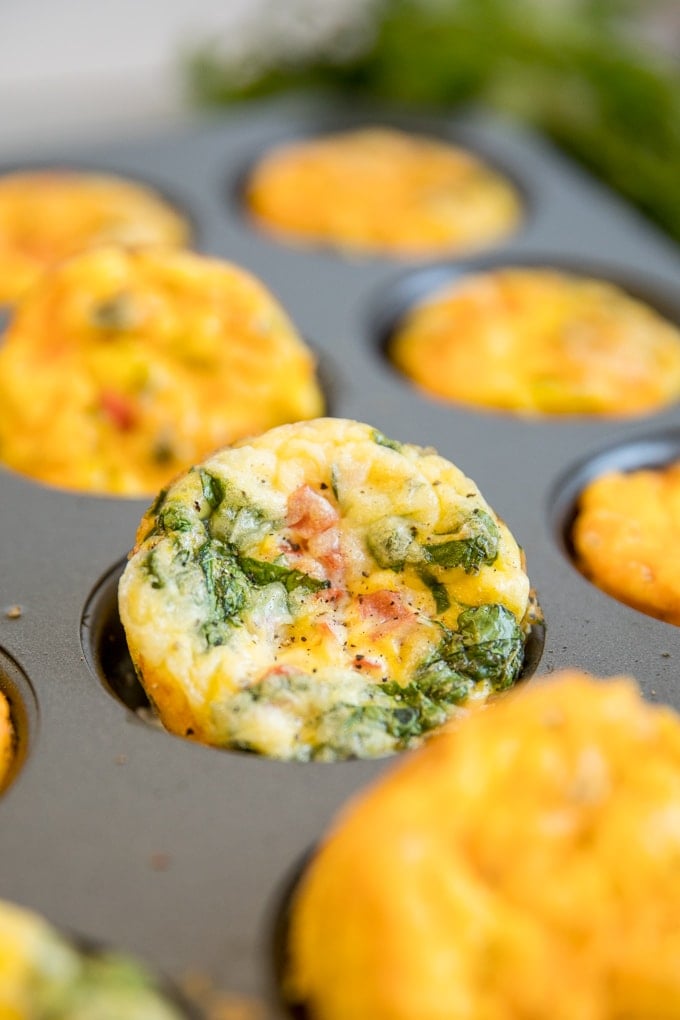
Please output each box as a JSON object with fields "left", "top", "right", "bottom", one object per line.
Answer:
{"left": 0, "top": 246, "right": 323, "bottom": 496}
{"left": 572, "top": 459, "right": 680, "bottom": 625}
{"left": 390, "top": 267, "right": 680, "bottom": 416}
{"left": 284, "top": 671, "right": 680, "bottom": 1020}
{"left": 0, "top": 690, "right": 14, "bottom": 789}
{"left": 0, "top": 171, "right": 189, "bottom": 305}
{"left": 0, "top": 898, "right": 185, "bottom": 1020}
{"left": 246, "top": 127, "right": 521, "bottom": 258}
{"left": 119, "top": 418, "right": 533, "bottom": 761}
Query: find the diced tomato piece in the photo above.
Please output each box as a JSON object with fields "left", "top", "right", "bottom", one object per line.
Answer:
{"left": 100, "top": 389, "right": 136, "bottom": 431}
{"left": 359, "top": 589, "right": 416, "bottom": 633}
{"left": 287, "top": 484, "right": 338, "bottom": 535}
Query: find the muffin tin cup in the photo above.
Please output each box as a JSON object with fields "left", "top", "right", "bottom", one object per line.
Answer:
{"left": 1, "top": 95, "right": 680, "bottom": 1015}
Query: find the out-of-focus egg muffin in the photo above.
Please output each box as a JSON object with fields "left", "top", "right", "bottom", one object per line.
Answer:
{"left": 0, "top": 171, "right": 190, "bottom": 304}
{"left": 0, "top": 690, "right": 13, "bottom": 788}
{"left": 119, "top": 418, "right": 534, "bottom": 761}
{"left": 0, "top": 898, "right": 185, "bottom": 1019}
{"left": 246, "top": 127, "right": 521, "bottom": 258}
{"left": 573, "top": 460, "right": 680, "bottom": 625}
{"left": 390, "top": 268, "right": 680, "bottom": 416}
{"left": 0, "top": 246, "right": 324, "bottom": 495}
{"left": 284, "top": 671, "right": 680, "bottom": 1020}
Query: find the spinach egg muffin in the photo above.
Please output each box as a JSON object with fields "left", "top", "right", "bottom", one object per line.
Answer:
{"left": 246, "top": 127, "right": 521, "bottom": 258}
{"left": 0, "top": 171, "right": 189, "bottom": 304}
{"left": 0, "top": 246, "right": 323, "bottom": 495}
{"left": 284, "top": 671, "right": 680, "bottom": 1019}
{"left": 572, "top": 460, "right": 680, "bottom": 625}
{"left": 0, "top": 691, "right": 13, "bottom": 789}
{"left": 0, "top": 898, "right": 184, "bottom": 1019}
{"left": 390, "top": 268, "right": 680, "bottom": 415}
{"left": 119, "top": 418, "right": 533, "bottom": 761}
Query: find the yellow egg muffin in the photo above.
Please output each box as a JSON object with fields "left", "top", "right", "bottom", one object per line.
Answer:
{"left": 119, "top": 418, "right": 533, "bottom": 761}
{"left": 0, "top": 171, "right": 189, "bottom": 304}
{"left": 573, "top": 460, "right": 680, "bottom": 625}
{"left": 390, "top": 268, "right": 680, "bottom": 416}
{"left": 0, "top": 246, "right": 324, "bottom": 496}
{"left": 0, "top": 898, "right": 184, "bottom": 1019}
{"left": 285, "top": 671, "right": 680, "bottom": 1019}
{"left": 0, "top": 690, "right": 13, "bottom": 789}
{"left": 246, "top": 127, "right": 521, "bottom": 258}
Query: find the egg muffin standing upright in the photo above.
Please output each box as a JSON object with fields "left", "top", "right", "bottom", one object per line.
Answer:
{"left": 0, "top": 247, "right": 324, "bottom": 495}
{"left": 119, "top": 418, "right": 534, "bottom": 761}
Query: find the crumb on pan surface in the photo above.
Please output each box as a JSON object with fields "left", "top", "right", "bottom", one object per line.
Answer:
{"left": 573, "top": 460, "right": 680, "bottom": 625}
{"left": 246, "top": 127, "right": 521, "bottom": 258}
{"left": 0, "top": 690, "right": 13, "bottom": 788}
{"left": 0, "top": 171, "right": 190, "bottom": 304}
{"left": 118, "top": 418, "right": 533, "bottom": 761}
{"left": 0, "top": 898, "right": 184, "bottom": 1019}
{"left": 389, "top": 268, "right": 680, "bottom": 416}
{"left": 285, "top": 671, "right": 680, "bottom": 1020}
{"left": 0, "top": 246, "right": 324, "bottom": 496}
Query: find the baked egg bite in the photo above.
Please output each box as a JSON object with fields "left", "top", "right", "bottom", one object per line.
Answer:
{"left": 246, "top": 127, "right": 521, "bottom": 258}
{"left": 0, "top": 690, "right": 13, "bottom": 789}
{"left": 0, "top": 898, "right": 184, "bottom": 1019}
{"left": 119, "top": 418, "right": 533, "bottom": 761}
{"left": 284, "top": 671, "right": 680, "bottom": 1020}
{"left": 0, "top": 246, "right": 324, "bottom": 496}
{"left": 0, "top": 171, "right": 189, "bottom": 305}
{"left": 572, "top": 460, "right": 680, "bottom": 625}
{"left": 389, "top": 267, "right": 680, "bottom": 416}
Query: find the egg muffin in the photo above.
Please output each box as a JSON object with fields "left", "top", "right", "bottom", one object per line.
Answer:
{"left": 246, "top": 127, "right": 521, "bottom": 258}
{"left": 285, "top": 671, "right": 680, "bottom": 1019}
{"left": 390, "top": 268, "right": 680, "bottom": 416}
{"left": 119, "top": 418, "right": 533, "bottom": 761}
{"left": 0, "top": 898, "right": 185, "bottom": 1019}
{"left": 0, "top": 246, "right": 324, "bottom": 496}
{"left": 572, "top": 460, "right": 680, "bottom": 625}
{"left": 0, "top": 690, "right": 13, "bottom": 789}
{"left": 0, "top": 171, "right": 189, "bottom": 305}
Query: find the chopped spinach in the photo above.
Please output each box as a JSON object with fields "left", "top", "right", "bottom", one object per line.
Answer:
{"left": 141, "top": 549, "right": 165, "bottom": 590}
{"left": 371, "top": 428, "right": 403, "bottom": 452}
{"left": 239, "top": 556, "right": 330, "bottom": 593}
{"left": 439, "top": 603, "right": 524, "bottom": 690}
{"left": 418, "top": 567, "right": 450, "bottom": 613}
{"left": 90, "top": 292, "right": 138, "bottom": 331}
{"left": 366, "top": 517, "right": 417, "bottom": 571}
{"left": 156, "top": 503, "right": 193, "bottom": 534}
{"left": 147, "top": 486, "right": 168, "bottom": 518}
{"left": 197, "top": 539, "right": 249, "bottom": 645}
{"left": 199, "top": 468, "right": 225, "bottom": 511}
{"left": 424, "top": 509, "right": 499, "bottom": 574}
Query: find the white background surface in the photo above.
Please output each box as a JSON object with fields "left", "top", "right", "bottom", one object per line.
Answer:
{"left": 0, "top": 0, "right": 375, "bottom": 155}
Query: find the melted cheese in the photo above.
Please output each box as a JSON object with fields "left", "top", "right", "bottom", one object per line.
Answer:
{"left": 0, "top": 246, "right": 324, "bottom": 495}
{"left": 247, "top": 127, "right": 521, "bottom": 258}
{"left": 0, "top": 171, "right": 189, "bottom": 304}
{"left": 390, "top": 268, "right": 680, "bottom": 416}
{"left": 119, "top": 418, "right": 531, "bottom": 760}
{"left": 573, "top": 460, "right": 680, "bottom": 625}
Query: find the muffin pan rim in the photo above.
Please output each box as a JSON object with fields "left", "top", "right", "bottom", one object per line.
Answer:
{"left": 1, "top": 95, "right": 680, "bottom": 1012}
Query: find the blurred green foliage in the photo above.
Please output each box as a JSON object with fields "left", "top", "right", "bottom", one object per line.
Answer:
{"left": 188, "top": 0, "right": 680, "bottom": 242}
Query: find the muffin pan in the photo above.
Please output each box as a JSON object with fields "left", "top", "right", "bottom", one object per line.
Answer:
{"left": 2, "top": 96, "right": 680, "bottom": 1016}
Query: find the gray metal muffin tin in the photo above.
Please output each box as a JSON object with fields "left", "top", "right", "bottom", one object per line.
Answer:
{"left": 2, "top": 96, "right": 680, "bottom": 1016}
